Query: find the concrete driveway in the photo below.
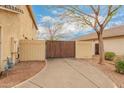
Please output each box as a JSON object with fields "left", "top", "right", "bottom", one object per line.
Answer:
{"left": 15, "top": 58, "right": 116, "bottom": 88}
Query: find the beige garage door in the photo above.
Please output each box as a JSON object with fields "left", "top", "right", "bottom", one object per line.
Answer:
{"left": 76, "top": 41, "right": 93, "bottom": 59}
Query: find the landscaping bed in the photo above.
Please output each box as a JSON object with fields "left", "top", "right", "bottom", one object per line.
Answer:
{"left": 85, "top": 56, "right": 124, "bottom": 88}
{"left": 78, "top": 56, "right": 124, "bottom": 88}
{"left": 0, "top": 61, "right": 46, "bottom": 88}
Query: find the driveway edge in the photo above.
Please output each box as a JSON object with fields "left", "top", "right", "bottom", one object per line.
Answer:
{"left": 13, "top": 60, "right": 47, "bottom": 88}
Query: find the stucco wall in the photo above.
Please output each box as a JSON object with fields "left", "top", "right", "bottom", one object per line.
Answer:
{"left": 19, "top": 40, "right": 45, "bottom": 61}
{"left": 93, "top": 36, "right": 124, "bottom": 55}
{"left": 0, "top": 6, "right": 37, "bottom": 71}
{"left": 75, "top": 41, "right": 93, "bottom": 59}
{"left": 19, "top": 6, "right": 37, "bottom": 40}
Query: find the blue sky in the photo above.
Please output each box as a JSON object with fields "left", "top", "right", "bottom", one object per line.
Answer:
{"left": 32, "top": 6, "right": 56, "bottom": 24}
{"left": 32, "top": 5, "right": 124, "bottom": 40}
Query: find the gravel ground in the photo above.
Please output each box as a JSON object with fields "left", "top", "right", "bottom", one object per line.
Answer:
{"left": 77, "top": 56, "right": 124, "bottom": 88}
{"left": 0, "top": 61, "right": 46, "bottom": 88}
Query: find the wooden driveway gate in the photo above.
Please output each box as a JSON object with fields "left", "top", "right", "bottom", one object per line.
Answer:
{"left": 46, "top": 41, "right": 75, "bottom": 58}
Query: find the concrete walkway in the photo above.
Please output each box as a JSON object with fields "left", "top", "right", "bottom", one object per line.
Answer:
{"left": 15, "top": 58, "right": 117, "bottom": 88}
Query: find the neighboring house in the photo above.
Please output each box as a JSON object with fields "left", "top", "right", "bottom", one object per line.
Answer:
{"left": 0, "top": 5, "right": 38, "bottom": 71}
{"left": 77, "top": 25, "right": 124, "bottom": 56}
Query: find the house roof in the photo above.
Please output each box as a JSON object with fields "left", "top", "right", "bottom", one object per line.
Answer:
{"left": 77, "top": 25, "right": 124, "bottom": 41}
{"left": 27, "top": 5, "right": 38, "bottom": 30}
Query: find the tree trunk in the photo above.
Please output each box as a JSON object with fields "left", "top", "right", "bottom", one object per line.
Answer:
{"left": 98, "top": 33, "right": 105, "bottom": 64}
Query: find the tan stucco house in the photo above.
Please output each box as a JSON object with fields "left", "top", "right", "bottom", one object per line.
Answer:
{"left": 0, "top": 5, "right": 38, "bottom": 71}
{"left": 77, "top": 25, "right": 124, "bottom": 56}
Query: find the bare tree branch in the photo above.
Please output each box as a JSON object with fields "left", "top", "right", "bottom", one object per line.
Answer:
{"left": 102, "top": 5, "right": 121, "bottom": 28}
{"left": 65, "top": 6, "right": 96, "bottom": 19}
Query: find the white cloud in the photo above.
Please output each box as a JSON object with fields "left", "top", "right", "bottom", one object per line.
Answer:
{"left": 41, "top": 16, "right": 56, "bottom": 23}
{"left": 51, "top": 8, "right": 64, "bottom": 15}
{"left": 52, "top": 10, "right": 58, "bottom": 14}
{"left": 38, "top": 26, "right": 46, "bottom": 32}
{"left": 38, "top": 15, "right": 100, "bottom": 40}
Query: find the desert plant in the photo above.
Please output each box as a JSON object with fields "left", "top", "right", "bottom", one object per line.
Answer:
{"left": 115, "top": 60, "right": 124, "bottom": 74}
{"left": 105, "top": 52, "right": 116, "bottom": 61}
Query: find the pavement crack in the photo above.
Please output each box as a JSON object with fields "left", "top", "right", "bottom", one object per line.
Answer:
{"left": 63, "top": 59, "right": 100, "bottom": 88}
{"left": 29, "top": 80, "right": 44, "bottom": 88}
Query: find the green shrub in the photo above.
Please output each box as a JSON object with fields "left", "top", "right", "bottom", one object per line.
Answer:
{"left": 105, "top": 52, "right": 116, "bottom": 61}
{"left": 115, "top": 60, "right": 124, "bottom": 74}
